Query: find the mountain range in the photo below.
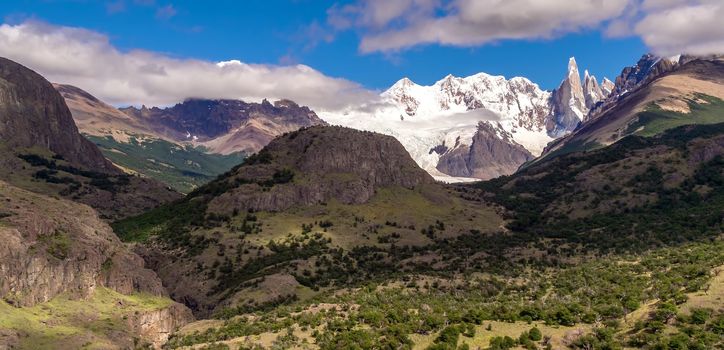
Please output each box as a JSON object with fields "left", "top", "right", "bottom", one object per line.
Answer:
{"left": 52, "top": 55, "right": 700, "bottom": 186}
{"left": 323, "top": 57, "right": 616, "bottom": 180}
{"left": 0, "top": 51, "right": 722, "bottom": 350}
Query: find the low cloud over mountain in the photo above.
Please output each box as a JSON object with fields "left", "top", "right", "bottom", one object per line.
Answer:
{"left": 0, "top": 21, "right": 378, "bottom": 111}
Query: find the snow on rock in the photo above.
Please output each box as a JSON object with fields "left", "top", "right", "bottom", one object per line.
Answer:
{"left": 323, "top": 57, "right": 607, "bottom": 181}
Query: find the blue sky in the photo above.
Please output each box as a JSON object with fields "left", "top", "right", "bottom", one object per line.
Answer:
{"left": 0, "top": 0, "right": 650, "bottom": 91}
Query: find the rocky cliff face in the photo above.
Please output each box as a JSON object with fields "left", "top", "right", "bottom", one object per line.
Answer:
{"left": 436, "top": 122, "right": 533, "bottom": 180}
{"left": 0, "top": 180, "right": 193, "bottom": 347}
{"left": 549, "top": 58, "right": 587, "bottom": 136}
{"left": 0, "top": 58, "right": 180, "bottom": 221}
{"left": 127, "top": 303, "right": 194, "bottom": 348}
{"left": 0, "top": 181, "right": 165, "bottom": 306}
{"left": 207, "top": 126, "right": 434, "bottom": 214}
{"left": 0, "top": 58, "right": 116, "bottom": 173}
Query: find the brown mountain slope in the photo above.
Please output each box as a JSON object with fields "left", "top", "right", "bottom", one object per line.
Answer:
{"left": 541, "top": 56, "right": 724, "bottom": 160}
{"left": 54, "top": 83, "right": 163, "bottom": 142}
{"left": 118, "top": 98, "right": 327, "bottom": 154}
{"left": 0, "top": 58, "right": 115, "bottom": 173}
{"left": 0, "top": 180, "right": 193, "bottom": 348}
{"left": 114, "top": 126, "right": 502, "bottom": 317}
{"left": 0, "top": 57, "right": 180, "bottom": 220}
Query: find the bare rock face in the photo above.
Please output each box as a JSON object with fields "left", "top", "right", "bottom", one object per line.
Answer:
{"left": 600, "top": 77, "right": 615, "bottom": 96}
{"left": 0, "top": 181, "right": 165, "bottom": 306}
{"left": 583, "top": 70, "right": 606, "bottom": 110}
{"left": 587, "top": 54, "right": 689, "bottom": 120}
{"left": 0, "top": 180, "right": 193, "bottom": 348}
{"left": 127, "top": 303, "right": 194, "bottom": 349}
{"left": 0, "top": 57, "right": 116, "bottom": 173}
{"left": 207, "top": 126, "right": 435, "bottom": 214}
{"left": 436, "top": 122, "right": 533, "bottom": 180}
{"left": 549, "top": 57, "right": 586, "bottom": 136}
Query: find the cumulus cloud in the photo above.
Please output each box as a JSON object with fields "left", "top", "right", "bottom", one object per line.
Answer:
{"left": 329, "top": 0, "right": 724, "bottom": 56}
{"left": 635, "top": 0, "right": 724, "bottom": 55}
{"left": 330, "top": 0, "right": 630, "bottom": 53}
{"left": 0, "top": 21, "right": 379, "bottom": 112}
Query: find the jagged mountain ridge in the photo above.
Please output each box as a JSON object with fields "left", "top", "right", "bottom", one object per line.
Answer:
{"left": 541, "top": 55, "right": 724, "bottom": 161}
{"left": 119, "top": 98, "right": 326, "bottom": 154}
{"left": 57, "top": 85, "right": 323, "bottom": 192}
{"left": 324, "top": 57, "right": 613, "bottom": 181}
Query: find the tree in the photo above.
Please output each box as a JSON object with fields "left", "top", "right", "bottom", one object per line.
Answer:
{"left": 529, "top": 327, "right": 543, "bottom": 341}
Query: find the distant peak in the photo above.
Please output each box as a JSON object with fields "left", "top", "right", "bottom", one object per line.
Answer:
{"left": 391, "top": 77, "right": 416, "bottom": 89}
{"left": 436, "top": 74, "right": 459, "bottom": 86}
{"left": 568, "top": 57, "right": 578, "bottom": 69}
{"left": 567, "top": 57, "right": 581, "bottom": 79}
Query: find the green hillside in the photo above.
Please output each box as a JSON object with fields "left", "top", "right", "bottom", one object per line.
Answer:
{"left": 120, "top": 124, "right": 724, "bottom": 349}
{"left": 627, "top": 94, "right": 724, "bottom": 137}
{"left": 87, "top": 135, "right": 246, "bottom": 193}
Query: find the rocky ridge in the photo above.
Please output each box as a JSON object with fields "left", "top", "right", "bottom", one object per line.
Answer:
{"left": 206, "top": 125, "right": 435, "bottom": 214}
{"left": 119, "top": 98, "right": 326, "bottom": 154}
{"left": 0, "top": 58, "right": 116, "bottom": 173}
{"left": 541, "top": 55, "right": 724, "bottom": 160}
{"left": 0, "top": 180, "right": 193, "bottom": 347}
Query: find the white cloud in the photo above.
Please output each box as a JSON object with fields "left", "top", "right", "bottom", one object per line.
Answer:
{"left": 330, "top": 0, "right": 724, "bottom": 56}
{"left": 635, "top": 0, "right": 724, "bottom": 56}
{"left": 0, "top": 21, "right": 379, "bottom": 112}
{"left": 331, "top": 0, "right": 630, "bottom": 53}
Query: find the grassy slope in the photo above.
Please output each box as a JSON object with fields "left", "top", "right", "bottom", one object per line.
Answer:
{"left": 161, "top": 123, "right": 724, "bottom": 350}
{"left": 112, "top": 182, "right": 503, "bottom": 320}
{"left": 87, "top": 135, "right": 245, "bottom": 193}
{"left": 628, "top": 94, "right": 724, "bottom": 137}
{"left": 0, "top": 288, "right": 173, "bottom": 349}
{"left": 540, "top": 93, "right": 724, "bottom": 163}
{"left": 166, "top": 240, "right": 724, "bottom": 350}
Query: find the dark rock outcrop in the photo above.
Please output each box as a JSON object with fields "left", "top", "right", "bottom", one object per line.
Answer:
{"left": 207, "top": 125, "right": 435, "bottom": 214}
{"left": 0, "top": 57, "right": 116, "bottom": 173}
{"left": 0, "top": 58, "right": 180, "bottom": 221}
{"left": 436, "top": 122, "right": 533, "bottom": 180}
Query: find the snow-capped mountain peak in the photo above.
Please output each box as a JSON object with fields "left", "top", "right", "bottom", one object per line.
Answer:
{"left": 324, "top": 57, "right": 611, "bottom": 182}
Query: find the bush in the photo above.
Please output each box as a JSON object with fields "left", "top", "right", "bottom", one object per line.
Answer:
{"left": 529, "top": 327, "right": 542, "bottom": 341}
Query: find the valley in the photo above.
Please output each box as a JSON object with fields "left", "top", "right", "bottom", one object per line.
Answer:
{"left": 0, "top": 42, "right": 722, "bottom": 350}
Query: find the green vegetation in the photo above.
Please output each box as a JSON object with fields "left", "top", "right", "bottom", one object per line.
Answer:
{"left": 0, "top": 287, "right": 174, "bottom": 350}
{"left": 627, "top": 93, "right": 724, "bottom": 137}
{"left": 166, "top": 240, "right": 724, "bottom": 349}
{"left": 38, "top": 230, "right": 71, "bottom": 260}
{"left": 158, "top": 122, "right": 724, "bottom": 349}
{"left": 87, "top": 135, "right": 245, "bottom": 193}
{"left": 476, "top": 123, "right": 724, "bottom": 254}
{"left": 16, "top": 152, "right": 132, "bottom": 195}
